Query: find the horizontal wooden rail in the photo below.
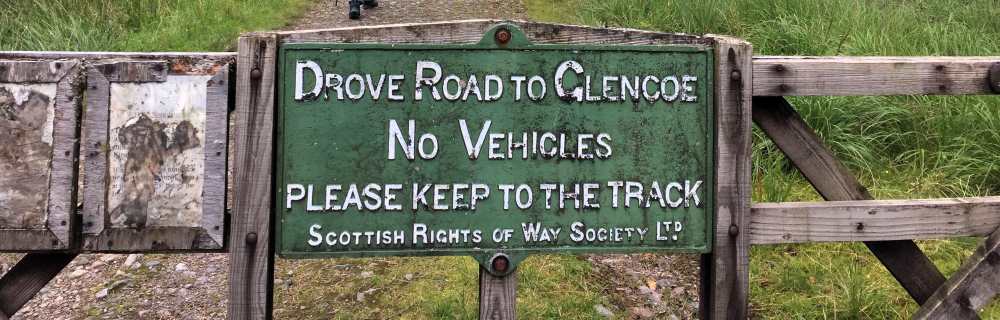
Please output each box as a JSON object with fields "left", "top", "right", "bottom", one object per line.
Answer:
{"left": 0, "top": 51, "right": 235, "bottom": 59}
{"left": 753, "top": 56, "right": 1000, "bottom": 96}
{"left": 750, "top": 196, "right": 1000, "bottom": 244}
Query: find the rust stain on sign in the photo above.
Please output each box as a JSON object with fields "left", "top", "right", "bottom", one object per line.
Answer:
{"left": 0, "top": 84, "right": 56, "bottom": 228}
{"left": 107, "top": 75, "right": 209, "bottom": 229}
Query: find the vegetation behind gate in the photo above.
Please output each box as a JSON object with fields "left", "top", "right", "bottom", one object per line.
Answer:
{"left": 0, "top": 0, "right": 309, "bottom": 51}
{"left": 526, "top": 0, "right": 1000, "bottom": 318}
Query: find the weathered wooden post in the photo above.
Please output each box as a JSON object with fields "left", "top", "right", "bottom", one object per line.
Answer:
{"left": 229, "top": 34, "right": 279, "bottom": 319}
{"left": 699, "top": 37, "right": 753, "bottom": 320}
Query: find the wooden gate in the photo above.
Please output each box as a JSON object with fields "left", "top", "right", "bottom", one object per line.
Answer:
{"left": 0, "top": 21, "right": 999, "bottom": 320}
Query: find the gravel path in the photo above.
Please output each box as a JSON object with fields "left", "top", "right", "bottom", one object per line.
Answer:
{"left": 282, "top": 0, "right": 526, "bottom": 30}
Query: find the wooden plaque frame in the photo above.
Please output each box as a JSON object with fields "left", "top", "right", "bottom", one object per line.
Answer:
{"left": 0, "top": 59, "right": 81, "bottom": 251}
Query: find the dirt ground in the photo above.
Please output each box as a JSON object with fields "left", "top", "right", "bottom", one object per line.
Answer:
{"left": 0, "top": 1, "right": 700, "bottom": 319}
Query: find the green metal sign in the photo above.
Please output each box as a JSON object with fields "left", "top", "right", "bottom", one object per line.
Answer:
{"left": 276, "top": 26, "right": 715, "bottom": 259}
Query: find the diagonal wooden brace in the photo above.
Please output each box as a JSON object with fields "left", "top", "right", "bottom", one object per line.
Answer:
{"left": 752, "top": 96, "right": 946, "bottom": 304}
{"left": 0, "top": 253, "right": 76, "bottom": 318}
{"left": 913, "top": 225, "right": 1000, "bottom": 319}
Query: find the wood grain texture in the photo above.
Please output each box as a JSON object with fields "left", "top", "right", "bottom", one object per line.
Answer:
{"left": 81, "top": 66, "right": 111, "bottom": 244}
{"left": 0, "top": 52, "right": 234, "bottom": 60}
{"left": 0, "top": 60, "right": 73, "bottom": 82}
{"left": 45, "top": 61, "right": 82, "bottom": 249}
{"left": 204, "top": 67, "right": 230, "bottom": 248}
{"left": 752, "top": 96, "right": 945, "bottom": 304}
{"left": 276, "top": 19, "right": 713, "bottom": 47}
{"left": 700, "top": 36, "right": 753, "bottom": 320}
{"left": 227, "top": 34, "right": 277, "bottom": 320}
{"left": 479, "top": 268, "right": 516, "bottom": 320}
{"left": 750, "top": 197, "right": 1000, "bottom": 244}
{"left": 92, "top": 60, "right": 167, "bottom": 82}
{"left": 0, "top": 59, "right": 80, "bottom": 251}
{"left": 913, "top": 226, "right": 1000, "bottom": 319}
{"left": 0, "top": 253, "right": 76, "bottom": 317}
{"left": 753, "top": 56, "right": 1000, "bottom": 96}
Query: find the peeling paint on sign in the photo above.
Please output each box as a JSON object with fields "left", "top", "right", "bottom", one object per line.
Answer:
{"left": 0, "top": 83, "right": 57, "bottom": 229}
{"left": 107, "top": 75, "right": 210, "bottom": 229}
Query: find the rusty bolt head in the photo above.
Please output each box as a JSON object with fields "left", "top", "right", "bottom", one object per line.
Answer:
{"left": 246, "top": 232, "right": 258, "bottom": 245}
{"left": 491, "top": 255, "right": 510, "bottom": 273}
{"left": 250, "top": 68, "right": 262, "bottom": 80}
{"left": 728, "top": 224, "right": 739, "bottom": 236}
{"left": 989, "top": 62, "right": 1000, "bottom": 93}
{"left": 495, "top": 28, "right": 512, "bottom": 45}
{"left": 730, "top": 70, "right": 741, "bottom": 82}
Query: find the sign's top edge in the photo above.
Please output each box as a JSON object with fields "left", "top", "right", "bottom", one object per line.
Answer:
{"left": 280, "top": 42, "right": 713, "bottom": 52}
{"left": 268, "top": 20, "right": 720, "bottom": 48}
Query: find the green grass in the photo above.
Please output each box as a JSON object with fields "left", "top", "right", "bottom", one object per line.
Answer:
{"left": 274, "top": 255, "right": 614, "bottom": 319}
{"left": 0, "top": 0, "right": 310, "bottom": 51}
{"left": 528, "top": 0, "right": 1000, "bottom": 318}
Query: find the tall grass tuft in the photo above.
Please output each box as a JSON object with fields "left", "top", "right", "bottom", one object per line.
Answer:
{"left": 529, "top": 0, "right": 1000, "bottom": 318}
{"left": 0, "top": 0, "right": 310, "bottom": 52}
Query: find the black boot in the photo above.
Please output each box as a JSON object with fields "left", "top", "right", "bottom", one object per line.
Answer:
{"left": 348, "top": 0, "right": 361, "bottom": 19}
{"left": 362, "top": 0, "right": 378, "bottom": 8}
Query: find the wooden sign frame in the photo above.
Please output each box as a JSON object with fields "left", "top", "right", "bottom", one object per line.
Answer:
{"left": 0, "top": 59, "right": 81, "bottom": 251}
{"left": 81, "top": 58, "right": 231, "bottom": 252}
{"left": 229, "top": 20, "right": 752, "bottom": 319}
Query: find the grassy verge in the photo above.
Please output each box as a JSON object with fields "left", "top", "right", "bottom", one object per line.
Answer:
{"left": 0, "top": 0, "right": 310, "bottom": 51}
{"left": 527, "top": 0, "right": 1000, "bottom": 318}
{"left": 274, "top": 255, "right": 614, "bottom": 319}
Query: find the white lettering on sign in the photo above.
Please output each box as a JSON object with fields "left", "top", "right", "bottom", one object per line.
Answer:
{"left": 286, "top": 52, "right": 710, "bottom": 251}
{"left": 292, "top": 59, "right": 699, "bottom": 104}
{"left": 286, "top": 181, "right": 703, "bottom": 212}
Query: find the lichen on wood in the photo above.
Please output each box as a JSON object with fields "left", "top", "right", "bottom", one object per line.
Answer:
{"left": 0, "top": 84, "right": 57, "bottom": 229}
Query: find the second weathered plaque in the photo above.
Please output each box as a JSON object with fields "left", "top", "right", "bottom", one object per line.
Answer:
{"left": 277, "top": 25, "right": 715, "bottom": 257}
{"left": 82, "top": 57, "right": 231, "bottom": 251}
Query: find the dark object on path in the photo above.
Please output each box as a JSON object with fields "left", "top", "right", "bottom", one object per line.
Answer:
{"left": 349, "top": 0, "right": 378, "bottom": 19}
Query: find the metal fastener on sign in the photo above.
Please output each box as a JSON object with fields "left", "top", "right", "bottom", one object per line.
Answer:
{"left": 989, "top": 62, "right": 1000, "bottom": 94}
{"left": 489, "top": 253, "right": 513, "bottom": 276}
{"left": 492, "top": 255, "right": 509, "bottom": 273}
{"left": 246, "top": 232, "right": 258, "bottom": 245}
{"left": 495, "top": 28, "right": 512, "bottom": 45}
{"left": 250, "top": 68, "right": 262, "bottom": 80}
